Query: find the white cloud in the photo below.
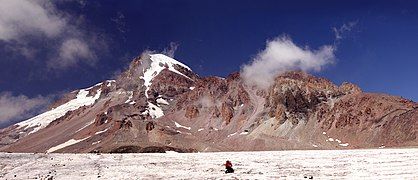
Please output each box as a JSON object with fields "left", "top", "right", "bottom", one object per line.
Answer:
{"left": 0, "top": 0, "right": 105, "bottom": 70}
{"left": 0, "top": 0, "right": 65, "bottom": 41}
{"left": 241, "top": 35, "right": 335, "bottom": 89}
{"left": 0, "top": 92, "right": 51, "bottom": 128}
{"left": 49, "top": 38, "right": 96, "bottom": 69}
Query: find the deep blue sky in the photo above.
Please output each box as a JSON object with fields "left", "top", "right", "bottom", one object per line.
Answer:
{"left": 1, "top": 0, "right": 418, "bottom": 102}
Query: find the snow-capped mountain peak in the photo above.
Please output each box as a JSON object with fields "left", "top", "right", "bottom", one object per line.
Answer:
{"left": 137, "top": 54, "right": 195, "bottom": 119}
{"left": 141, "top": 54, "right": 192, "bottom": 98}
{"left": 150, "top": 54, "right": 191, "bottom": 71}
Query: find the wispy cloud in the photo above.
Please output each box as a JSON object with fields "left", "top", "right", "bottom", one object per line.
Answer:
{"left": 0, "top": 0, "right": 106, "bottom": 70}
{"left": 332, "top": 21, "right": 358, "bottom": 42}
{"left": 241, "top": 35, "right": 336, "bottom": 89}
{"left": 0, "top": 0, "right": 65, "bottom": 41}
{"left": 111, "top": 11, "right": 127, "bottom": 34}
{"left": 49, "top": 38, "right": 97, "bottom": 69}
{"left": 162, "top": 42, "right": 179, "bottom": 58}
{"left": 0, "top": 92, "right": 52, "bottom": 128}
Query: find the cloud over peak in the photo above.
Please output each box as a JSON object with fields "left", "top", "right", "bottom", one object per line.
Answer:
{"left": 241, "top": 35, "right": 336, "bottom": 89}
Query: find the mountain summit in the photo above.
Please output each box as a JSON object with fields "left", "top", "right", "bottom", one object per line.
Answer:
{"left": 1, "top": 53, "right": 417, "bottom": 153}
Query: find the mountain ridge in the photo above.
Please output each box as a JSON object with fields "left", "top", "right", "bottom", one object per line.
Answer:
{"left": 1, "top": 53, "right": 417, "bottom": 153}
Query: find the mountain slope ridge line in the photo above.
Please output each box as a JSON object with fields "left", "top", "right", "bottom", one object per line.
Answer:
{"left": 0, "top": 53, "right": 417, "bottom": 153}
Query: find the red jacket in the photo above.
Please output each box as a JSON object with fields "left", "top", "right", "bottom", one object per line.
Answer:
{"left": 225, "top": 161, "right": 232, "bottom": 168}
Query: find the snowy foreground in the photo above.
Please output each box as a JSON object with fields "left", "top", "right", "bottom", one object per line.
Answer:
{"left": 1, "top": 149, "right": 418, "bottom": 179}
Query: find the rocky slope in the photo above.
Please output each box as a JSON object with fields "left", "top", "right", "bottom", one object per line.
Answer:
{"left": 1, "top": 53, "right": 417, "bottom": 153}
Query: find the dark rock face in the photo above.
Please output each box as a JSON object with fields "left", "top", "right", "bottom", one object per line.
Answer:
{"left": 119, "top": 120, "right": 133, "bottom": 129}
{"left": 109, "top": 146, "right": 142, "bottom": 153}
{"left": 140, "top": 146, "right": 166, "bottom": 153}
{"left": 94, "top": 113, "right": 108, "bottom": 126}
{"left": 150, "top": 69, "right": 196, "bottom": 99}
{"left": 109, "top": 146, "right": 197, "bottom": 153}
{"left": 139, "top": 146, "right": 197, "bottom": 153}
{"left": 145, "top": 121, "right": 155, "bottom": 132}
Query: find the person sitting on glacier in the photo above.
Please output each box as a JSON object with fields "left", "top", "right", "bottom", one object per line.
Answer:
{"left": 224, "top": 160, "right": 234, "bottom": 174}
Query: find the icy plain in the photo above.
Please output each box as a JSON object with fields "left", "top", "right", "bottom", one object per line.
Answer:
{"left": 1, "top": 148, "right": 417, "bottom": 179}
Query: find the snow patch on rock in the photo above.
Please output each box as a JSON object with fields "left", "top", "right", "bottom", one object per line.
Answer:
{"left": 85, "top": 82, "right": 103, "bottom": 90}
{"left": 124, "top": 91, "right": 133, "bottom": 103}
{"left": 227, "top": 132, "right": 237, "bottom": 137}
{"left": 46, "top": 137, "right": 90, "bottom": 153}
{"left": 165, "top": 151, "right": 179, "bottom": 154}
{"left": 95, "top": 127, "right": 110, "bottom": 135}
{"left": 174, "top": 122, "right": 191, "bottom": 130}
{"left": 240, "top": 131, "right": 249, "bottom": 135}
{"left": 17, "top": 86, "right": 102, "bottom": 135}
{"left": 147, "top": 102, "right": 164, "bottom": 119}
{"left": 156, "top": 98, "right": 169, "bottom": 105}
{"left": 106, "top": 80, "right": 115, "bottom": 87}
{"left": 339, "top": 143, "right": 349, "bottom": 147}
{"left": 75, "top": 120, "right": 94, "bottom": 133}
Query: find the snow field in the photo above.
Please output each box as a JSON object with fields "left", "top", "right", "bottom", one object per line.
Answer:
{"left": 1, "top": 148, "right": 418, "bottom": 179}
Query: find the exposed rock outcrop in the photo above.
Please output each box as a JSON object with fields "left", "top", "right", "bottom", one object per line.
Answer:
{"left": 185, "top": 105, "right": 199, "bottom": 119}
